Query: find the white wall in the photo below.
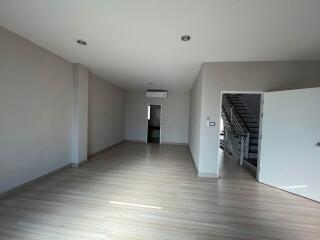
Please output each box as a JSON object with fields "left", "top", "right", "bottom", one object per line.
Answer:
{"left": 189, "top": 61, "right": 320, "bottom": 177}
{"left": 88, "top": 73, "right": 125, "bottom": 154}
{"left": 125, "top": 91, "right": 189, "bottom": 144}
{"left": 188, "top": 68, "right": 204, "bottom": 170}
{"left": 0, "top": 26, "right": 73, "bottom": 193}
{"left": 72, "top": 64, "right": 89, "bottom": 164}
{"left": 0, "top": 26, "right": 126, "bottom": 194}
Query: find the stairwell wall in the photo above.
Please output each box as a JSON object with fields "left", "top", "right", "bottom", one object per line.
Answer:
{"left": 239, "top": 94, "right": 261, "bottom": 119}
{"left": 189, "top": 61, "right": 320, "bottom": 177}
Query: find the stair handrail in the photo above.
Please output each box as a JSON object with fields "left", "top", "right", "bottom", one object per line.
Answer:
{"left": 222, "top": 96, "right": 247, "bottom": 135}
{"left": 222, "top": 95, "right": 250, "bottom": 165}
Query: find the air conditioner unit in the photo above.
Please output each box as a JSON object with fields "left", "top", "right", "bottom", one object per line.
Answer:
{"left": 145, "top": 90, "right": 168, "bottom": 98}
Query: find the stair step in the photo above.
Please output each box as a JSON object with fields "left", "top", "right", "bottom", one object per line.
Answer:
{"left": 250, "top": 145, "right": 258, "bottom": 151}
{"left": 242, "top": 118, "right": 258, "bottom": 123}
{"left": 249, "top": 128, "right": 259, "bottom": 133}
{"left": 246, "top": 122, "right": 259, "bottom": 127}
{"left": 249, "top": 152, "right": 257, "bottom": 158}
{"left": 237, "top": 111, "right": 250, "bottom": 114}
{"left": 250, "top": 133, "right": 259, "bottom": 137}
{"left": 234, "top": 114, "right": 255, "bottom": 119}
{"left": 233, "top": 104, "right": 246, "bottom": 106}
{"left": 239, "top": 113, "right": 253, "bottom": 116}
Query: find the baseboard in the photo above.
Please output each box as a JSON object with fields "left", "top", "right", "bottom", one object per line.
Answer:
{"left": 197, "top": 172, "right": 218, "bottom": 178}
{"left": 187, "top": 146, "right": 200, "bottom": 176}
{"left": 124, "top": 140, "right": 146, "bottom": 144}
{"left": 259, "top": 180, "right": 320, "bottom": 203}
{"left": 187, "top": 146, "right": 218, "bottom": 178}
{"left": 88, "top": 140, "right": 125, "bottom": 159}
{"left": 71, "top": 158, "right": 88, "bottom": 168}
{"left": 0, "top": 163, "right": 72, "bottom": 200}
{"left": 161, "top": 142, "right": 188, "bottom": 146}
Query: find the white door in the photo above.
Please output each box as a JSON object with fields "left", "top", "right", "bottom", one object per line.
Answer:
{"left": 259, "top": 87, "right": 320, "bottom": 202}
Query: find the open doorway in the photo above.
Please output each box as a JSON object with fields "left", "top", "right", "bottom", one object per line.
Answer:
{"left": 218, "top": 92, "right": 263, "bottom": 179}
{"left": 147, "top": 105, "right": 161, "bottom": 144}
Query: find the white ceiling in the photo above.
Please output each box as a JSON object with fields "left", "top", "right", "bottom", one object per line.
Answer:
{"left": 1, "top": 0, "right": 320, "bottom": 91}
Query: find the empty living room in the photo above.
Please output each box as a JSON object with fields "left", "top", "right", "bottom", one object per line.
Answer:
{"left": 1, "top": 1, "right": 320, "bottom": 239}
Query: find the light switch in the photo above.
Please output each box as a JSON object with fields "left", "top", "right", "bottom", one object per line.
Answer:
{"left": 206, "top": 117, "right": 215, "bottom": 127}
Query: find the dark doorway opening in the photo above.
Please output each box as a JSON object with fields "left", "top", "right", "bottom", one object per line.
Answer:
{"left": 147, "top": 105, "right": 161, "bottom": 143}
{"left": 219, "top": 93, "right": 262, "bottom": 178}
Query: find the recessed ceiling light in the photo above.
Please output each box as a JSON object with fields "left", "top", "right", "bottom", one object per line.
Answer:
{"left": 181, "top": 35, "right": 191, "bottom": 41}
{"left": 76, "top": 39, "right": 87, "bottom": 46}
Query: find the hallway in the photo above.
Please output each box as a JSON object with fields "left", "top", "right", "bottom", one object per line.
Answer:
{"left": 0, "top": 142, "right": 319, "bottom": 240}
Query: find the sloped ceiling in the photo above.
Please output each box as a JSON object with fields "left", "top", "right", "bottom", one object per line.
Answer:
{"left": 1, "top": 0, "right": 320, "bottom": 90}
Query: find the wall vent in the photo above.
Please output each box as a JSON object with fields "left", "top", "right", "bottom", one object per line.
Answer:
{"left": 145, "top": 90, "right": 168, "bottom": 98}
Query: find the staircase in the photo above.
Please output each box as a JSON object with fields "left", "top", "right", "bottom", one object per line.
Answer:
{"left": 221, "top": 94, "right": 260, "bottom": 168}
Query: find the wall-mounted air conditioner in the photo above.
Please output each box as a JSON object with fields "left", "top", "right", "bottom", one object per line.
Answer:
{"left": 145, "top": 90, "right": 168, "bottom": 98}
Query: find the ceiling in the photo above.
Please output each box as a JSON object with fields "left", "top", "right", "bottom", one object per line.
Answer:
{"left": 1, "top": 0, "right": 320, "bottom": 91}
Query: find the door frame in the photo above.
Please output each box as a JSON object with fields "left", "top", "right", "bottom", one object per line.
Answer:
{"left": 218, "top": 91, "right": 264, "bottom": 180}
{"left": 146, "top": 104, "right": 162, "bottom": 144}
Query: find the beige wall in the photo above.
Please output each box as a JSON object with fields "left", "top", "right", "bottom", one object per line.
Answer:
{"left": 188, "top": 67, "right": 204, "bottom": 170}
{"left": 190, "top": 61, "right": 320, "bottom": 177}
{"left": 0, "top": 26, "right": 126, "bottom": 194}
{"left": 88, "top": 73, "right": 125, "bottom": 154}
{"left": 72, "top": 64, "right": 89, "bottom": 164}
{"left": 0, "top": 26, "right": 74, "bottom": 193}
{"left": 125, "top": 91, "right": 189, "bottom": 144}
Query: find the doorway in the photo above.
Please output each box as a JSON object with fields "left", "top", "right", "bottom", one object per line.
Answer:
{"left": 147, "top": 105, "right": 161, "bottom": 144}
{"left": 218, "top": 92, "right": 263, "bottom": 179}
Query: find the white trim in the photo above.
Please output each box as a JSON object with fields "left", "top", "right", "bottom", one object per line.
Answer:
{"left": 161, "top": 142, "right": 187, "bottom": 145}
{"left": 160, "top": 105, "right": 162, "bottom": 144}
{"left": 198, "top": 172, "right": 218, "bottom": 178}
{"left": 221, "top": 90, "right": 264, "bottom": 94}
{"left": 0, "top": 163, "right": 72, "bottom": 199}
{"left": 256, "top": 93, "right": 264, "bottom": 181}
{"left": 187, "top": 146, "right": 199, "bottom": 176}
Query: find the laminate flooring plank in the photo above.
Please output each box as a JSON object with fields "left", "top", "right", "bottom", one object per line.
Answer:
{"left": 0, "top": 142, "right": 319, "bottom": 239}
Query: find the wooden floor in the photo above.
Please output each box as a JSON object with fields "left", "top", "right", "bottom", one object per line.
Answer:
{"left": 0, "top": 142, "right": 319, "bottom": 240}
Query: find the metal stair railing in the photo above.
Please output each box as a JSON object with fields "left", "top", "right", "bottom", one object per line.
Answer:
{"left": 221, "top": 96, "right": 250, "bottom": 165}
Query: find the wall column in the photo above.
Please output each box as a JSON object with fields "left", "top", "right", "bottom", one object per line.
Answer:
{"left": 72, "top": 63, "right": 89, "bottom": 167}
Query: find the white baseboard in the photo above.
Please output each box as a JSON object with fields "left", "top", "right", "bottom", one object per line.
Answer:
{"left": 197, "top": 172, "right": 218, "bottom": 178}
{"left": 0, "top": 163, "right": 71, "bottom": 200}
{"left": 88, "top": 140, "right": 125, "bottom": 159}
{"left": 187, "top": 146, "right": 217, "bottom": 178}
{"left": 124, "top": 140, "right": 146, "bottom": 144}
{"left": 161, "top": 142, "right": 188, "bottom": 145}
{"left": 71, "top": 158, "right": 88, "bottom": 168}
{"left": 187, "top": 146, "right": 199, "bottom": 175}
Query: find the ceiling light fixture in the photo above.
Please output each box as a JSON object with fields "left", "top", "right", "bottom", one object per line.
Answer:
{"left": 181, "top": 35, "right": 191, "bottom": 41}
{"left": 76, "top": 39, "right": 87, "bottom": 46}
